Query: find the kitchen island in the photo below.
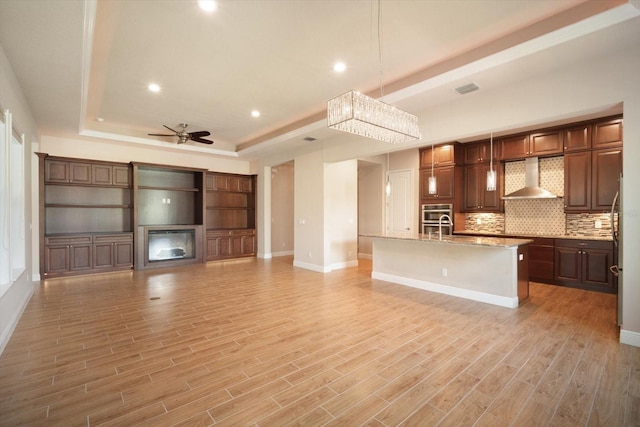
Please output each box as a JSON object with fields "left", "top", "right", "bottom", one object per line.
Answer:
{"left": 363, "top": 232, "right": 532, "bottom": 308}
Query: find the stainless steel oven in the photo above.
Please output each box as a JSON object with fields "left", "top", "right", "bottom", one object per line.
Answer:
{"left": 421, "top": 203, "right": 453, "bottom": 235}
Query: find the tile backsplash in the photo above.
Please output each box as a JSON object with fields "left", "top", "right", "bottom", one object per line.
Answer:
{"left": 463, "top": 156, "right": 613, "bottom": 238}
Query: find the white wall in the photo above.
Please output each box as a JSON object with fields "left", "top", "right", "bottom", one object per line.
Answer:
{"left": 324, "top": 160, "right": 358, "bottom": 269}
{"left": 357, "top": 159, "right": 384, "bottom": 257}
{"left": 0, "top": 43, "right": 38, "bottom": 353}
{"left": 271, "top": 162, "right": 294, "bottom": 256}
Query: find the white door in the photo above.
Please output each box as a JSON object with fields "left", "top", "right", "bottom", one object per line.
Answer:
{"left": 387, "top": 169, "right": 413, "bottom": 233}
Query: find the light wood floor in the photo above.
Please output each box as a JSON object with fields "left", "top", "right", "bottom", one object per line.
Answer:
{"left": 1, "top": 257, "right": 638, "bottom": 426}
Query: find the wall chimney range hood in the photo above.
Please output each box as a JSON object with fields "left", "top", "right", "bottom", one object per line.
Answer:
{"left": 502, "top": 157, "right": 560, "bottom": 200}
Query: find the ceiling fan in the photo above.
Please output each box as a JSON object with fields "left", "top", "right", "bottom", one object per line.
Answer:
{"left": 148, "top": 123, "right": 214, "bottom": 144}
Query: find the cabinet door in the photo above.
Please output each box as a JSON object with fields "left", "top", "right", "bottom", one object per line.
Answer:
{"left": 480, "top": 164, "right": 500, "bottom": 210}
{"left": 45, "top": 160, "right": 69, "bottom": 183}
{"left": 114, "top": 241, "right": 133, "bottom": 267}
{"left": 423, "top": 166, "right": 455, "bottom": 201}
{"left": 112, "top": 166, "right": 131, "bottom": 187}
{"left": 463, "top": 164, "right": 481, "bottom": 210}
{"left": 92, "top": 164, "right": 113, "bottom": 185}
{"left": 529, "top": 244, "right": 554, "bottom": 283}
{"left": 529, "top": 130, "right": 563, "bottom": 157}
{"left": 70, "top": 244, "right": 92, "bottom": 271}
{"left": 420, "top": 144, "right": 456, "bottom": 167}
{"left": 564, "top": 151, "right": 591, "bottom": 212}
{"left": 463, "top": 142, "right": 483, "bottom": 164}
{"left": 554, "top": 246, "right": 581, "bottom": 284}
{"left": 592, "top": 148, "right": 622, "bottom": 211}
{"left": 93, "top": 243, "right": 114, "bottom": 268}
{"left": 69, "top": 162, "right": 92, "bottom": 184}
{"left": 582, "top": 248, "right": 613, "bottom": 289}
{"left": 44, "top": 245, "right": 70, "bottom": 273}
{"left": 563, "top": 124, "right": 591, "bottom": 152}
{"left": 593, "top": 118, "right": 623, "bottom": 149}
{"left": 241, "top": 235, "right": 256, "bottom": 255}
{"left": 238, "top": 176, "right": 253, "bottom": 193}
{"left": 500, "top": 135, "right": 529, "bottom": 160}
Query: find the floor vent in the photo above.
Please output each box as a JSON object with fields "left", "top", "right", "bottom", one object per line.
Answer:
{"left": 303, "top": 136, "right": 317, "bottom": 142}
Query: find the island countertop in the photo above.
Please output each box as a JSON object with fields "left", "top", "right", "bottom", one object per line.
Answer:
{"left": 360, "top": 232, "right": 532, "bottom": 248}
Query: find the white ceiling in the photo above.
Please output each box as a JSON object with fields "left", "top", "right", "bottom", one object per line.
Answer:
{"left": 0, "top": 0, "right": 638, "bottom": 160}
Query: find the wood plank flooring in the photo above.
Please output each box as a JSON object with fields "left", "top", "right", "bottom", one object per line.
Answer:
{"left": 1, "top": 257, "right": 639, "bottom": 426}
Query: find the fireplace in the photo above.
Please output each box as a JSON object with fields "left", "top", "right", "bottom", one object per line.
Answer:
{"left": 137, "top": 225, "right": 203, "bottom": 269}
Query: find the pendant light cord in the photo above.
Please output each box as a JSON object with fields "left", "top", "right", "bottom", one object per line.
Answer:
{"left": 377, "top": 0, "right": 385, "bottom": 99}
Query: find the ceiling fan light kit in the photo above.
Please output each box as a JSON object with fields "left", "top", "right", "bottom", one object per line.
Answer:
{"left": 148, "top": 123, "right": 214, "bottom": 145}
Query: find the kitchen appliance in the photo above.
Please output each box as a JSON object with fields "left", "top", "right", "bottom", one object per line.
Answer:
{"left": 502, "top": 157, "right": 560, "bottom": 199}
{"left": 422, "top": 204, "right": 452, "bottom": 235}
{"left": 610, "top": 175, "right": 623, "bottom": 324}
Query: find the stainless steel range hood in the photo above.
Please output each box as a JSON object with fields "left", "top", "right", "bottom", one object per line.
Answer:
{"left": 502, "top": 157, "right": 560, "bottom": 200}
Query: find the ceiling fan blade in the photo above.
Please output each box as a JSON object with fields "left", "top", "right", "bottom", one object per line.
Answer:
{"left": 191, "top": 137, "right": 214, "bottom": 144}
{"left": 148, "top": 133, "right": 176, "bottom": 137}
{"left": 163, "top": 124, "right": 179, "bottom": 133}
{"left": 188, "top": 130, "right": 210, "bottom": 138}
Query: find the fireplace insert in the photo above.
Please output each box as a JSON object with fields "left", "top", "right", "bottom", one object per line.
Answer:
{"left": 148, "top": 229, "right": 195, "bottom": 262}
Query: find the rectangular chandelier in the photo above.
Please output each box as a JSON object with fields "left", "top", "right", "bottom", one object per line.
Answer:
{"left": 327, "top": 90, "right": 421, "bottom": 144}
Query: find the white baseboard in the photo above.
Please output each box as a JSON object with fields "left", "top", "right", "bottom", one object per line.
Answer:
{"left": 620, "top": 329, "right": 640, "bottom": 348}
{"left": 331, "top": 260, "right": 358, "bottom": 270}
{"left": 0, "top": 281, "right": 36, "bottom": 355}
{"left": 293, "top": 259, "right": 331, "bottom": 273}
{"left": 372, "top": 271, "right": 519, "bottom": 309}
{"left": 271, "top": 250, "right": 294, "bottom": 257}
{"left": 358, "top": 253, "right": 372, "bottom": 260}
{"left": 257, "top": 252, "right": 273, "bottom": 259}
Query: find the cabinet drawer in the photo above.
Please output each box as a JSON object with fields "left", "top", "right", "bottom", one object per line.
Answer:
{"left": 93, "top": 233, "right": 133, "bottom": 243}
{"left": 530, "top": 237, "right": 554, "bottom": 246}
{"left": 555, "top": 239, "right": 612, "bottom": 250}
{"left": 45, "top": 235, "right": 92, "bottom": 245}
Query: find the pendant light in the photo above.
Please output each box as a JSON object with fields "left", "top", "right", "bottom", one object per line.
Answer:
{"left": 486, "top": 132, "right": 496, "bottom": 191}
{"left": 428, "top": 146, "right": 437, "bottom": 194}
{"left": 385, "top": 152, "right": 391, "bottom": 196}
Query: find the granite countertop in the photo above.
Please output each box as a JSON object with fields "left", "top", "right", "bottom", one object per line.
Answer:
{"left": 361, "top": 232, "right": 532, "bottom": 248}
{"left": 454, "top": 230, "right": 613, "bottom": 242}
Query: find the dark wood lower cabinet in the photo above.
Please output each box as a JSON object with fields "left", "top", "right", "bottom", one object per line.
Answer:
{"left": 554, "top": 239, "right": 615, "bottom": 293}
{"left": 206, "top": 229, "right": 256, "bottom": 261}
{"left": 528, "top": 238, "right": 555, "bottom": 283}
{"left": 43, "top": 233, "right": 133, "bottom": 278}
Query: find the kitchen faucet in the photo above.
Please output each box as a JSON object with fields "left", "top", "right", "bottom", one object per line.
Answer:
{"left": 438, "top": 214, "right": 452, "bottom": 239}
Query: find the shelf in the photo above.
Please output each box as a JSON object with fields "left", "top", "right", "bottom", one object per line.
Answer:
{"left": 46, "top": 204, "right": 132, "bottom": 209}
{"left": 138, "top": 186, "right": 200, "bottom": 192}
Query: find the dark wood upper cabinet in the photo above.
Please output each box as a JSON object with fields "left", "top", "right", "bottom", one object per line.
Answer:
{"left": 563, "top": 124, "right": 591, "bottom": 152}
{"left": 564, "top": 151, "right": 591, "bottom": 212}
{"left": 529, "top": 130, "right": 563, "bottom": 156}
{"left": 462, "top": 140, "right": 499, "bottom": 164}
{"left": 591, "top": 148, "right": 622, "bottom": 211}
{"left": 463, "top": 163, "right": 501, "bottom": 212}
{"left": 500, "top": 130, "right": 562, "bottom": 160}
{"left": 69, "top": 162, "right": 92, "bottom": 184}
{"left": 45, "top": 160, "right": 69, "bottom": 183}
{"left": 564, "top": 147, "right": 621, "bottom": 212}
{"left": 499, "top": 134, "right": 529, "bottom": 160}
{"left": 593, "top": 118, "right": 623, "bottom": 149}
{"left": 421, "top": 166, "right": 455, "bottom": 201}
{"left": 420, "top": 144, "right": 457, "bottom": 167}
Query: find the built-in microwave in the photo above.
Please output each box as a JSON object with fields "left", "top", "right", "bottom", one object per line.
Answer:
{"left": 421, "top": 203, "right": 453, "bottom": 235}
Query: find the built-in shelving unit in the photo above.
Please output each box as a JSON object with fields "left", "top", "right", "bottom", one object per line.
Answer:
{"left": 132, "top": 163, "right": 206, "bottom": 270}
{"left": 38, "top": 155, "right": 258, "bottom": 278}
{"left": 37, "top": 153, "right": 134, "bottom": 278}
{"left": 204, "top": 172, "right": 256, "bottom": 261}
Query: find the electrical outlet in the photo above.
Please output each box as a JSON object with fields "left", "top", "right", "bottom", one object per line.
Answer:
{"left": 476, "top": 218, "right": 482, "bottom": 225}
{"left": 442, "top": 267, "right": 448, "bottom": 277}
{"left": 595, "top": 220, "right": 602, "bottom": 229}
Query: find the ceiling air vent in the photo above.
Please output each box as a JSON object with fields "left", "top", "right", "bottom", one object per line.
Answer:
{"left": 303, "top": 136, "right": 317, "bottom": 142}
{"left": 454, "top": 83, "right": 479, "bottom": 95}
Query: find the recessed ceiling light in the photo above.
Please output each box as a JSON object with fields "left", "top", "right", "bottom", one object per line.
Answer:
{"left": 197, "top": 0, "right": 217, "bottom": 13}
{"left": 251, "top": 110, "right": 261, "bottom": 118}
{"left": 148, "top": 83, "right": 161, "bottom": 93}
{"left": 333, "top": 62, "right": 347, "bottom": 73}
